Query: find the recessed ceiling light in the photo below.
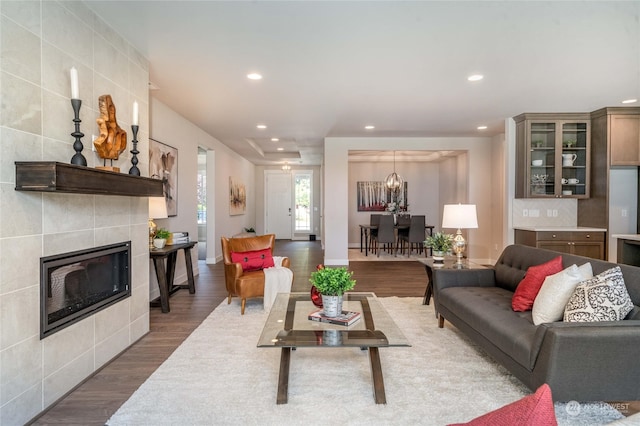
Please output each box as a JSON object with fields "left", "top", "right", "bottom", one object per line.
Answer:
{"left": 247, "top": 73, "right": 263, "bottom": 80}
{"left": 277, "top": 147, "right": 284, "bottom": 151}
{"left": 468, "top": 74, "right": 484, "bottom": 81}
{"left": 271, "top": 138, "right": 279, "bottom": 142}
{"left": 256, "top": 124, "right": 267, "bottom": 129}
{"left": 477, "top": 125, "right": 488, "bottom": 130}
{"left": 365, "top": 125, "right": 375, "bottom": 130}
{"left": 622, "top": 98, "right": 638, "bottom": 104}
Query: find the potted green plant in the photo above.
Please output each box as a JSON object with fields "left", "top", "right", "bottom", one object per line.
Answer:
{"left": 309, "top": 266, "right": 356, "bottom": 317}
{"left": 154, "top": 228, "right": 171, "bottom": 249}
{"left": 425, "top": 232, "right": 454, "bottom": 262}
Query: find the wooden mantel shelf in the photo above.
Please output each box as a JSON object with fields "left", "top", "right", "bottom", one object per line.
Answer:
{"left": 15, "top": 162, "right": 164, "bottom": 197}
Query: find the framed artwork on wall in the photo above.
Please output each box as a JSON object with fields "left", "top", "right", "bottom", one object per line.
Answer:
{"left": 229, "top": 176, "right": 246, "bottom": 215}
{"left": 356, "top": 181, "right": 408, "bottom": 212}
{"left": 149, "top": 138, "right": 178, "bottom": 216}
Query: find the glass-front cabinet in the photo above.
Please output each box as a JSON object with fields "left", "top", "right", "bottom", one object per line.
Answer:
{"left": 514, "top": 113, "right": 590, "bottom": 198}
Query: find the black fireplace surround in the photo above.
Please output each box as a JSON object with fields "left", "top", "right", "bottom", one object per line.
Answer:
{"left": 40, "top": 241, "right": 131, "bottom": 338}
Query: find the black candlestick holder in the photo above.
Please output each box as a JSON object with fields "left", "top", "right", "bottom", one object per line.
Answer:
{"left": 70, "top": 98, "right": 87, "bottom": 166}
{"left": 128, "top": 124, "right": 140, "bottom": 175}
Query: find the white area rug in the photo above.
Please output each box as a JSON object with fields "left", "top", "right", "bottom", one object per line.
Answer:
{"left": 108, "top": 297, "right": 623, "bottom": 425}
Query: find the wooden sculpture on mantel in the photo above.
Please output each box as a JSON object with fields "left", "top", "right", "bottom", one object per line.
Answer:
{"left": 94, "top": 94, "right": 127, "bottom": 172}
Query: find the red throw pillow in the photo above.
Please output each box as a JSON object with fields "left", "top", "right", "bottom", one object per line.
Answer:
{"left": 231, "top": 248, "right": 274, "bottom": 272}
{"left": 512, "top": 256, "right": 563, "bottom": 312}
{"left": 448, "top": 384, "right": 557, "bottom": 426}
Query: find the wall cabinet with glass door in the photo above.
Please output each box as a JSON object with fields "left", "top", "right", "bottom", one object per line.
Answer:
{"left": 515, "top": 113, "right": 591, "bottom": 198}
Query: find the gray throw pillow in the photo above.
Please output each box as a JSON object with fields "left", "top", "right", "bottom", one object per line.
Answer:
{"left": 564, "top": 266, "right": 633, "bottom": 322}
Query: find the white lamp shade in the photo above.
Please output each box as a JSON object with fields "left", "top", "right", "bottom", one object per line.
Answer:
{"left": 442, "top": 204, "right": 478, "bottom": 229}
{"left": 149, "top": 197, "right": 168, "bottom": 219}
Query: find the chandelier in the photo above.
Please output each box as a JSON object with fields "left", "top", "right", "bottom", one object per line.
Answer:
{"left": 385, "top": 151, "right": 403, "bottom": 191}
{"left": 282, "top": 162, "right": 291, "bottom": 172}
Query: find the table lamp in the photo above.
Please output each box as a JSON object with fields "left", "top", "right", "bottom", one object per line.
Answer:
{"left": 442, "top": 204, "right": 478, "bottom": 265}
{"left": 149, "top": 196, "right": 168, "bottom": 249}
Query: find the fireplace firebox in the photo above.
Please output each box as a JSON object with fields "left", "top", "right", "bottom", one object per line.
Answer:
{"left": 40, "top": 241, "right": 131, "bottom": 338}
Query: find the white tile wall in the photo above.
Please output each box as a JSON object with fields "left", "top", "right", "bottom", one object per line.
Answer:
{"left": 0, "top": 1, "right": 151, "bottom": 423}
{"left": 512, "top": 198, "right": 578, "bottom": 228}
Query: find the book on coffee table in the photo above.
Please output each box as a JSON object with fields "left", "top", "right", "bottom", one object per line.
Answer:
{"left": 308, "top": 309, "right": 361, "bottom": 326}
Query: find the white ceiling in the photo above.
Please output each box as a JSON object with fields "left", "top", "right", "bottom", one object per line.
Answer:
{"left": 86, "top": 1, "right": 640, "bottom": 166}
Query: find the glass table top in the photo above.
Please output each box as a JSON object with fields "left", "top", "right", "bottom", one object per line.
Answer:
{"left": 257, "top": 292, "right": 410, "bottom": 348}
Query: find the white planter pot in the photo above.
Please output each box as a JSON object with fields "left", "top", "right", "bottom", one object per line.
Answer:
{"left": 321, "top": 295, "right": 343, "bottom": 317}
{"left": 153, "top": 238, "right": 167, "bottom": 249}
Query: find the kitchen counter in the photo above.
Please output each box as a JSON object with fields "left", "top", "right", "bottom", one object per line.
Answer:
{"left": 514, "top": 226, "right": 607, "bottom": 232}
{"left": 614, "top": 235, "right": 640, "bottom": 266}
{"left": 612, "top": 234, "right": 640, "bottom": 242}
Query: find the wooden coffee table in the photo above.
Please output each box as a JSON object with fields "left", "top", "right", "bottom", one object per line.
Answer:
{"left": 257, "top": 292, "right": 410, "bottom": 404}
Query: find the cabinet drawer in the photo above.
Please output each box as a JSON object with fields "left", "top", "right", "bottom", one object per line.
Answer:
{"left": 536, "top": 231, "right": 604, "bottom": 242}
{"left": 570, "top": 232, "right": 605, "bottom": 242}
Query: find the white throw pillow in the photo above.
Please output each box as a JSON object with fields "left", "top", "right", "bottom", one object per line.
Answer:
{"left": 564, "top": 266, "right": 634, "bottom": 322}
{"left": 532, "top": 263, "right": 593, "bottom": 325}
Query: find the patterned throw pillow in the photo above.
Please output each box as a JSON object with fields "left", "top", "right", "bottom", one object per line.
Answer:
{"left": 564, "top": 266, "right": 634, "bottom": 322}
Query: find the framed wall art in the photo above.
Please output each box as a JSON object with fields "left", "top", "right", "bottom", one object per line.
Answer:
{"left": 149, "top": 138, "right": 178, "bottom": 216}
{"left": 356, "top": 181, "right": 408, "bottom": 211}
{"left": 229, "top": 176, "right": 246, "bottom": 215}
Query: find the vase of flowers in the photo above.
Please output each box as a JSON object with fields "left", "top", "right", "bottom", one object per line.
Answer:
{"left": 309, "top": 266, "right": 356, "bottom": 317}
{"left": 425, "top": 232, "right": 454, "bottom": 263}
{"left": 386, "top": 202, "right": 399, "bottom": 224}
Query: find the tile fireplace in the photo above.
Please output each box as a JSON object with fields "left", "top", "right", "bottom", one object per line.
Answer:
{"left": 40, "top": 241, "right": 131, "bottom": 338}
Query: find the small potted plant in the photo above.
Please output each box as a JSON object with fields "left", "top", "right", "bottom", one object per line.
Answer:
{"left": 309, "top": 266, "right": 356, "bottom": 317}
{"left": 425, "top": 232, "right": 454, "bottom": 262}
{"left": 154, "top": 228, "right": 171, "bottom": 249}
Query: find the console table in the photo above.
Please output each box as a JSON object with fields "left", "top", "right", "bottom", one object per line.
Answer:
{"left": 150, "top": 241, "right": 197, "bottom": 313}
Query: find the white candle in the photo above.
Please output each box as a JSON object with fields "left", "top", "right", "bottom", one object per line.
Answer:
{"left": 70, "top": 67, "right": 79, "bottom": 99}
{"left": 132, "top": 101, "right": 139, "bottom": 126}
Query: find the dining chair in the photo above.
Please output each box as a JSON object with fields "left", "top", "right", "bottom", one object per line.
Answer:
{"left": 396, "top": 214, "right": 411, "bottom": 241}
{"left": 399, "top": 215, "right": 426, "bottom": 257}
{"left": 371, "top": 215, "right": 396, "bottom": 257}
{"left": 369, "top": 214, "right": 381, "bottom": 249}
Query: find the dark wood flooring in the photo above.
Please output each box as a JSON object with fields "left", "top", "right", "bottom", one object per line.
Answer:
{"left": 32, "top": 241, "right": 427, "bottom": 425}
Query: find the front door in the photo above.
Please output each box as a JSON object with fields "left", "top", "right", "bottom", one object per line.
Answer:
{"left": 266, "top": 171, "right": 292, "bottom": 239}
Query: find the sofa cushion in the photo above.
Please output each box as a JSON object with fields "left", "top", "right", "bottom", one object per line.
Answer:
{"left": 448, "top": 383, "right": 557, "bottom": 426}
{"left": 512, "top": 256, "right": 563, "bottom": 312}
{"left": 231, "top": 248, "right": 274, "bottom": 271}
{"left": 532, "top": 263, "right": 593, "bottom": 325}
{"left": 564, "top": 266, "right": 634, "bottom": 322}
{"left": 439, "top": 286, "right": 547, "bottom": 370}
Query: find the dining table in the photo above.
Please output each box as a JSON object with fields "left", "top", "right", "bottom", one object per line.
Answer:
{"left": 359, "top": 223, "right": 434, "bottom": 256}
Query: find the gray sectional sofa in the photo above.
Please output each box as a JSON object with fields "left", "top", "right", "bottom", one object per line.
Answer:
{"left": 432, "top": 244, "right": 640, "bottom": 402}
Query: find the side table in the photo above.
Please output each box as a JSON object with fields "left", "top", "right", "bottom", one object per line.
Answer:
{"left": 150, "top": 241, "right": 197, "bottom": 313}
{"left": 416, "top": 258, "right": 487, "bottom": 306}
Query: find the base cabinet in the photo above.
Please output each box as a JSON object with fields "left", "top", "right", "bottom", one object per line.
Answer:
{"left": 515, "top": 230, "right": 606, "bottom": 260}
